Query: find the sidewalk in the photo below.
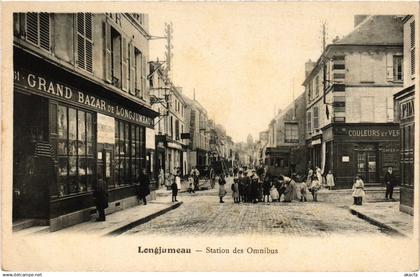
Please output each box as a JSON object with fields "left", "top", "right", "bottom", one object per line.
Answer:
{"left": 350, "top": 201, "right": 413, "bottom": 237}
{"left": 49, "top": 199, "right": 182, "bottom": 236}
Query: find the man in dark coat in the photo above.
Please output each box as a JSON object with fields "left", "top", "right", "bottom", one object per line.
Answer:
{"left": 94, "top": 179, "right": 108, "bottom": 221}
{"left": 384, "top": 166, "right": 397, "bottom": 200}
{"left": 138, "top": 168, "right": 151, "bottom": 205}
{"left": 242, "top": 171, "right": 250, "bottom": 202}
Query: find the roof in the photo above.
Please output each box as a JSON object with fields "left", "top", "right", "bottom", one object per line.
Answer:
{"left": 336, "top": 15, "right": 403, "bottom": 45}
{"left": 303, "top": 15, "right": 404, "bottom": 85}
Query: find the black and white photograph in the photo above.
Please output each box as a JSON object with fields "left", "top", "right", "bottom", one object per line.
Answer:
{"left": 1, "top": 1, "right": 419, "bottom": 273}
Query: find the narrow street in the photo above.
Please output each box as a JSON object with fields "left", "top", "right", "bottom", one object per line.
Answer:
{"left": 124, "top": 177, "right": 387, "bottom": 236}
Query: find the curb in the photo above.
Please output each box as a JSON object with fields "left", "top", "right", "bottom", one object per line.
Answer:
{"left": 105, "top": 201, "right": 183, "bottom": 236}
{"left": 349, "top": 207, "right": 406, "bottom": 237}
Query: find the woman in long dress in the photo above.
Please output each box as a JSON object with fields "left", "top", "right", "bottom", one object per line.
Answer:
{"left": 283, "top": 176, "right": 298, "bottom": 202}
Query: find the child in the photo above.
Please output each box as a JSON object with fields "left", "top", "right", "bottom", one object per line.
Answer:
{"left": 310, "top": 176, "right": 321, "bottom": 202}
{"left": 352, "top": 175, "right": 365, "bottom": 205}
{"left": 270, "top": 183, "right": 280, "bottom": 202}
{"left": 171, "top": 179, "right": 178, "bottom": 202}
{"left": 231, "top": 178, "right": 240, "bottom": 203}
{"left": 326, "top": 170, "right": 335, "bottom": 190}
{"left": 262, "top": 175, "right": 271, "bottom": 202}
{"left": 188, "top": 175, "right": 195, "bottom": 193}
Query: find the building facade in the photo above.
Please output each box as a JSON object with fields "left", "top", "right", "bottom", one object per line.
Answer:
{"left": 184, "top": 96, "right": 210, "bottom": 174}
{"left": 304, "top": 15, "right": 403, "bottom": 187}
{"left": 394, "top": 15, "right": 416, "bottom": 215}
{"left": 265, "top": 93, "right": 307, "bottom": 176}
{"left": 13, "top": 13, "right": 158, "bottom": 230}
{"left": 149, "top": 62, "right": 189, "bottom": 178}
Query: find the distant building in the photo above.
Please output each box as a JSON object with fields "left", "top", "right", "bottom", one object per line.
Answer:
{"left": 184, "top": 95, "right": 210, "bottom": 174}
{"left": 394, "top": 15, "right": 416, "bottom": 215}
{"left": 303, "top": 15, "right": 403, "bottom": 187}
{"left": 265, "top": 93, "right": 307, "bottom": 175}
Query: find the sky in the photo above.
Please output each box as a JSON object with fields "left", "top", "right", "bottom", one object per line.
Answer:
{"left": 144, "top": 3, "right": 395, "bottom": 143}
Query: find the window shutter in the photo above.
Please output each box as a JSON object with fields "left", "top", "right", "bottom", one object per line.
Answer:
{"left": 142, "top": 56, "right": 147, "bottom": 98}
{"left": 136, "top": 51, "right": 142, "bottom": 96}
{"left": 85, "top": 13, "right": 93, "bottom": 73}
{"left": 129, "top": 44, "right": 136, "bottom": 95}
{"left": 39, "top": 13, "right": 50, "bottom": 51}
{"left": 386, "top": 53, "right": 393, "bottom": 81}
{"left": 26, "top": 12, "right": 39, "bottom": 45}
{"left": 104, "top": 21, "right": 112, "bottom": 83}
{"left": 121, "top": 37, "right": 129, "bottom": 92}
{"left": 76, "top": 13, "right": 85, "bottom": 69}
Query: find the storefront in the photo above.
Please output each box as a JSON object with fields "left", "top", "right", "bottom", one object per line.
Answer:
{"left": 13, "top": 54, "right": 158, "bottom": 230}
{"left": 322, "top": 123, "right": 400, "bottom": 188}
{"left": 306, "top": 135, "right": 322, "bottom": 170}
{"left": 394, "top": 86, "right": 415, "bottom": 215}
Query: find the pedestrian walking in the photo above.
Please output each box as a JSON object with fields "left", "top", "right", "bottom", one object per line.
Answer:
{"left": 242, "top": 171, "right": 250, "bottom": 202}
{"left": 188, "top": 175, "right": 195, "bottom": 193}
{"left": 352, "top": 175, "right": 365, "bottom": 205}
{"left": 171, "top": 178, "right": 178, "bottom": 202}
{"left": 262, "top": 175, "right": 271, "bottom": 202}
{"left": 209, "top": 167, "right": 216, "bottom": 189}
{"left": 158, "top": 167, "right": 165, "bottom": 188}
{"left": 232, "top": 178, "right": 240, "bottom": 203}
{"left": 326, "top": 170, "right": 335, "bottom": 190}
{"left": 137, "top": 168, "right": 150, "bottom": 205}
{"left": 315, "top": 167, "right": 323, "bottom": 187}
{"left": 93, "top": 179, "right": 108, "bottom": 221}
{"left": 191, "top": 167, "right": 200, "bottom": 191}
{"left": 306, "top": 168, "right": 313, "bottom": 189}
{"left": 309, "top": 176, "right": 321, "bottom": 202}
{"left": 218, "top": 174, "right": 227, "bottom": 203}
{"left": 250, "top": 170, "right": 259, "bottom": 203}
{"left": 384, "top": 166, "right": 397, "bottom": 200}
{"left": 175, "top": 170, "right": 182, "bottom": 191}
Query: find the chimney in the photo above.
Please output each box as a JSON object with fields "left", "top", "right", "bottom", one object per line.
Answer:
{"left": 305, "top": 59, "right": 316, "bottom": 78}
{"left": 354, "top": 15, "right": 369, "bottom": 27}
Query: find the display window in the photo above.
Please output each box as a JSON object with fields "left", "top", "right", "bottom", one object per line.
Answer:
{"left": 114, "top": 119, "right": 145, "bottom": 187}
{"left": 57, "top": 104, "right": 95, "bottom": 196}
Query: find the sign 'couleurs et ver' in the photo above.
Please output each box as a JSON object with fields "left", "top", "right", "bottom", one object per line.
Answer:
{"left": 14, "top": 69, "right": 154, "bottom": 128}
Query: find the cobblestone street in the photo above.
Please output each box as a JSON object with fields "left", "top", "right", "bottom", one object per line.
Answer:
{"left": 124, "top": 179, "right": 388, "bottom": 237}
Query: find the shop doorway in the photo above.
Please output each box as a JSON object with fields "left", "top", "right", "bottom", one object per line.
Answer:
{"left": 13, "top": 93, "right": 50, "bottom": 220}
{"left": 357, "top": 145, "right": 378, "bottom": 183}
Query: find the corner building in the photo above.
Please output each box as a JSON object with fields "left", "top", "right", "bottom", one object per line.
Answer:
{"left": 13, "top": 13, "right": 158, "bottom": 231}
{"left": 304, "top": 16, "right": 403, "bottom": 187}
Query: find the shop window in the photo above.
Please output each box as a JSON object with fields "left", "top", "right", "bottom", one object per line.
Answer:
{"left": 284, "top": 123, "right": 299, "bottom": 143}
{"left": 76, "top": 13, "right": 93, "bottom": 73}
{"left": 57, "top": 105, "right": 94, "bottom": 196}
{"left": 393, "top": 55, "right": 403, "bottom": 81}
{"left": 26, "top": 13, "right": 50, "bottom": 52}
{"left": 114, "top": 119, "right": 145, "bottom": 187}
